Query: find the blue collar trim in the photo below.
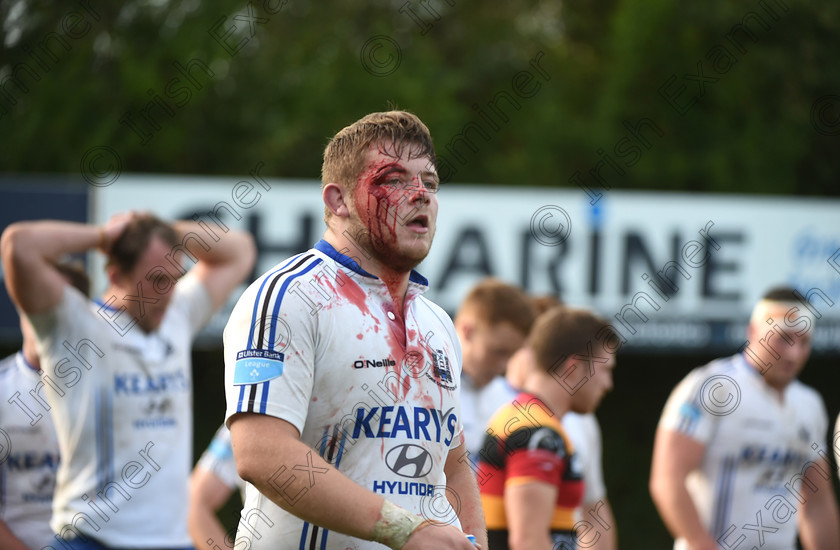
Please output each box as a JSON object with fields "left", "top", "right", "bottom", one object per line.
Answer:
{"left": 314, "top": 240, "right": 429, "bottom": 287}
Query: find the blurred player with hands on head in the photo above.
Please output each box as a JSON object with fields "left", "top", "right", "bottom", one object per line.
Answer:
{"left": 1, "top": 211, "right": 256, "bottom": 550}
{"left": 478, "top": 306, "right": 617, "bottom": 550}
{"left": 650, "top": 287, "right": 840, "bottom": 550}
{"left": 224, "top": 110, "right": 486, "bottom": 550}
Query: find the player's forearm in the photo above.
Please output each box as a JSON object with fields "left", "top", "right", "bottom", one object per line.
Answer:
{"left": 173, "top": 221, "right": 256, "bottom": 267}
{"left": 650, "top": 476, "right": 715, "bottom": 549}
{"left": 444, "top": 450, "right": 487, "bottom": 548}
{"left": 0, "top": 520, "right": 31, "bottom": 550}
{"left": 238, "top": 433, "right": 384, "bottom": 541}
{"left": 2, "top": 221, "right": 100, "bottom": 266}
{"left": 798, "top": 488, "right": 840, "bottom": 549}
{"left": 582, "top": 499, "right": 616, "bottom": 550}
{"left": 2, "top": 221, "right": 98, "bottom": 313}
{"left": 188, "top": 504, "right": 232, "bottom": 550}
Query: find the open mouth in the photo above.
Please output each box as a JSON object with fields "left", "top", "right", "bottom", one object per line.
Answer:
{"left": 406, "top": 215, "right": 429, "bottom": 230}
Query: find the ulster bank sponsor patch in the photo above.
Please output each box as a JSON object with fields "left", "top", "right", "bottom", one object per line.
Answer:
{"left": 233, "top": 349, "right": 284, "bottom": 385}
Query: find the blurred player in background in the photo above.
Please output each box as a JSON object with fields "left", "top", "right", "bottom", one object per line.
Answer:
{"left": 188, "top": 424, "right": 246, "bottom": 550}
{"left": 225, "top": 110, "right": 486, "bottom": 550}
{"left": 650, "top": 287, "right": 840, "bottom": 550}
{"left": 478, "top": 306, "right": 617, "bottom": 550}
{"left": 1, "top": 212, "right": 255, "bottom": 550}
{"left": 504, "top": 298, "right": 617, "bottom": 550}
{"left": 0, "top": 262, "right": 89, "bottom": 550}
{"left": 835, "top": 414, "right": 840, "bottom": 486}
{"left": 455, "top": 279, "right": 535, "bottom": 462}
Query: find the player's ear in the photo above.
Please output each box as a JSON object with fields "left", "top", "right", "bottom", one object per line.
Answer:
{"left": 456, "top": 317, "right": 475, "bottom": 342}
{"left": 745, "top": 321, "right": 757, "bottom": 342}
{"left": 323, "top": 183, "right": 351, "bottom": 218}
{"left": 106, "top": 264, "right": 123, "bottom": 288}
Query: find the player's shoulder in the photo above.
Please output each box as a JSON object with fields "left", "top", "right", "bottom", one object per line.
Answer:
{"left": 415, "top": 295, "right": 454, "bottom": 328}
{"left": 485, "top": 397, "right": 568, "bottom": 456}
{"left": 562, "top": 411, "right": 598, "bottom": 433}
{"left": 232, "top": 250, "right": 321, "bottom": 308}
{"left": 0, "top": 353, "right": 18, "bottom": 377}
{"left": 787, "top": 379, "right": 826, "bottom": 410}
{"left": 679, "top": 354, "right": 741, "bottom": 385}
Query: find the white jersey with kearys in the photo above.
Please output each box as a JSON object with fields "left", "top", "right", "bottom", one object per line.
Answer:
{"left": 659, "top": 354, "right": 829, "bottom": 550}
{"left": 224, "top": 240, "right": 465, "bottom": 550}
{"left": 197, "top": 424, "right": 246, "bottom": 501}
{"left": 0, "top": 352, "right": 60, "bottom": 549}
{"left": 26, "top": 274, "right": 212, "bottom": 548}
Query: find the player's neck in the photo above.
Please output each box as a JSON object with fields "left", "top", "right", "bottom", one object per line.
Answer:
{"left": 742, "top": 353, "right": 789, "bottom": 398}
{"left": 100, "top": 287, "right": 155, "bottom": 335}
{"left": 522, "top": 373, "right": 570, "bottom": 418}
{"left": 21, "top": 339, "right": 41, "bottom": 370}
{"left": 323, "top": 230, "right": 411, "bottom": 311}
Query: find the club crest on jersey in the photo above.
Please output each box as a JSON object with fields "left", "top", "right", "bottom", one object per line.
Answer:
{"left": 234, "top": 349, "right": 284, "bottom": 385}
{"left": 425, "top": 348, "right": 456, "bottom": 390}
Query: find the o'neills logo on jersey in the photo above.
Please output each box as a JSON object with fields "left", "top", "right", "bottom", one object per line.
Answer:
{"left": 353, "top": 357, "right": 396, "bottom": 369}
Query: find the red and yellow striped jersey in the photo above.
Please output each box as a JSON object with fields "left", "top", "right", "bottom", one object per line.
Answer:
{"left": 477, "top": 392, "right": 584, "bottom": 548}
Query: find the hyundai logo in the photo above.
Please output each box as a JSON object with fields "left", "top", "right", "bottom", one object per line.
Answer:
{"left": 385, "top": 444, "right": 433, "bottom": 478}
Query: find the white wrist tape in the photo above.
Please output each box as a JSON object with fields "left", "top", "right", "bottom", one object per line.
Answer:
{"left": 371, "top": 500, "right": 427, "bottom": 549}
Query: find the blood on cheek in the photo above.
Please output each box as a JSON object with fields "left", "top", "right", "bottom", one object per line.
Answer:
{"left": 355, "top": 169, "right": 405, "bottom": 246}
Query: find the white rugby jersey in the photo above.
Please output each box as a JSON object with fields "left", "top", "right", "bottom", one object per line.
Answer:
{"left": 460, "top": 374, "right": 516, "bottom": 462}
{"left": 659, "top": 354, "right": 829, "bottom": 550}
{"left": 562, "top": 412, "right": 606, "bottom": 506}
{"left": 0, "top": 352, "right": 60, "bottom": 549}
{"left": 26, "top": 273, "right": 212, "bottom": 548}
{"left": 224, "top": 240, "right": 465, "bottom": 550}
{"left": 835, "top": 413, "right": 840, "bottom": 483}
{"left": 197, "top": 424, "right": 245, "bottom": 500}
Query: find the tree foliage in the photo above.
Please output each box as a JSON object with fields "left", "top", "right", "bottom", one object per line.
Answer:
{"left": 2, "top": 1, "right": 838, "bottom": 195}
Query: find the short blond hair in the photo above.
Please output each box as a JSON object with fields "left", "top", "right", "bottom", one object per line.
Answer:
{"left": 321, "top": 111, "right": 436, "bottom": 199}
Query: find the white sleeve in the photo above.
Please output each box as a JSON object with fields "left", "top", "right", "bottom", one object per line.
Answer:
{"left": 562, "top": 413, "right": 606, "bottom": 504}
{"left": 26, "top": 285, "right": 103, "bottom": 383}
{"left": 583, "top": 414, "right": 606, "bottom": 503}
{"left": 658, "top": 368, "right": 719, "bottom": 445}
{"left": 196, "top": 425, "right": 242, "bottom": 491}
{"left": 223, "top": 268, "right": 317, "bottom": 435}
{"left": 168, "top": 271, "right": 215, "bottom": 339}
{"left": 834, "top": 412, "right": 840, "bottom": 472}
